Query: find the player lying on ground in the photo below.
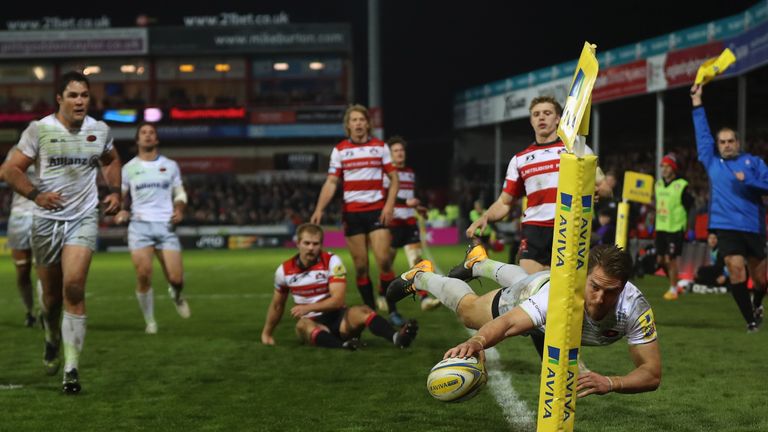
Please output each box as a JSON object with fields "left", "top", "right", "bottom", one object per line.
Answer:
{"left": 387, "top": 243, "right": 661, "bottom": 397}
{"left": 261, "top": 223, "right": 418, "bottom": 350}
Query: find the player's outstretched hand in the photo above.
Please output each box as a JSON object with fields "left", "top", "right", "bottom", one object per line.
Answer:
{"left": 102, "top": 192, "right": 121, "bottom": 215}
{"left": 576, "top": 371, "right": 614, "bottom": 398}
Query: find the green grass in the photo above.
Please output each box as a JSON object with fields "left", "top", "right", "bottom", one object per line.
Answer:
{"left": 0, "top": 246, "right": 766, "bottom": 431}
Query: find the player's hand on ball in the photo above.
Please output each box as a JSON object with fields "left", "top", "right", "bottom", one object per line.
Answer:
{"left": 444, "top": 339, "right": 485, "bottom": 360}
{"left": 576, "top": 371, "right": 613, "bottom": 398}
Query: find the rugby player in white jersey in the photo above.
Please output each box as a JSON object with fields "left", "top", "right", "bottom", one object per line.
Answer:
{"left": 3, "top": 71, "right": 122, "bottom": 394}
{"left": 261, "top": 223, "right": 418, "bottom": 350}
{"left": 114, "top": 122, "right": 190, "bottom": 334}
{"left": 311, "top": 105, "right": 401, "bottom": 325}
{"left": 0, "top": 147, "right": 39, "bottom": 327}
{"left": 387, "top": 244, "right": 661, "bottom": 397}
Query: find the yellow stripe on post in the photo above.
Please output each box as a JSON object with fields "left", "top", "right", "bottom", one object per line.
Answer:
{"left": 538, "top": 153, "right": 596, "bottom": 432}
{"left": 615, "top": 201, "right": 630, "bottom": 250}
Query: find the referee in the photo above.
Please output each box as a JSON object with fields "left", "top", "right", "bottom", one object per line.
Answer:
{"left": 691, "top": 83, "right": 768, "bottom": 332}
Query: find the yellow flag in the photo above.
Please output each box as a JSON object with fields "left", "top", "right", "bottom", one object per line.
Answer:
{"left": 558, "top": 42, "right": 599, "bottom": 152}
{"left": 695, "top": 48, "right": 736, "bottom": 86}
{"left": 622, "top": 171, "right": 654, "bottom": 204}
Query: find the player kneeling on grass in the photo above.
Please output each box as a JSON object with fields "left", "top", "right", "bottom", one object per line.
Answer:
{"left": 261, "top": 223, "right": 418, "bottom": 350}
{"left": 387, "top": 243, "right": 661, "bottom": 397}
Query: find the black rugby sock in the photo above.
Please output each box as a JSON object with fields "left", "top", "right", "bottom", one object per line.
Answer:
{"left": 311, "top": 329, "right": 344, "bottom": 349}
{"left": 730, "top": 282, "right": 755, "bottom": 324}
{"left": 365, "top": 312, "right": 396, "bottom": 341}
{"left": 357, "top": 276, "right": 376, "bottom": 309}
{"left": 753, "top": 285, "right": 766, "bottom": 310}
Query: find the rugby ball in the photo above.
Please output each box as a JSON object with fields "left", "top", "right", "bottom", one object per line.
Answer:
{"left": 426, "top": 355, "right": 487, "bottom": 402}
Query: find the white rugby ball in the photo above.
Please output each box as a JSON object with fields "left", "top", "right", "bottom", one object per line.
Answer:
{"left": 426, "top": 355, "right": 487, "bottom": 402}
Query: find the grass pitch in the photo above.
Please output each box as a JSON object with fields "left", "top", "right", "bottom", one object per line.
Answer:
{"left": 0, "top": 246, "right": 765, "bottom": 431}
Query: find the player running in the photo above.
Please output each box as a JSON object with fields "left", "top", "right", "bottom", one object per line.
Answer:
{"left": 0, "top": 147, "right": 40, "bottom": 327}
{"left": 115, "top": 122, "right": 191, "bottom": 334}
{"left": 3, "top": 71, "right": 122, "bottom": 394}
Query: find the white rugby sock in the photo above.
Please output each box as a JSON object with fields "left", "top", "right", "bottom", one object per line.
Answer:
{"left": 62, "top": 312, "right": 86, "bottom": 372}
{"left": 414, "top": 272, "right": 473, "bottom": 312}
{"left": 473, "top": 259, "right": 528, "bottom": 286}
{"left": 136, "top": 288, "right": 156, "bottom": 324}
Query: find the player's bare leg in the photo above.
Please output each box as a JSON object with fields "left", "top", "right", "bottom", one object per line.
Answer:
{"left": 131, "top": 247, "right": 158, "bottom": 333}
{"left": 725, "top": 254, "right": 756, "bottom": 331}
{"left": 12, "top": 248, "right": 35, "bottom": 327}
{"left": 60, "top": 245, "right": 93, "bottom": 394}
{"left": 346, "top": 233, "right": 374, "bottom": 309}
{"left": 748, "top": 256, "right": 766, "bottom": 327}
{"left": 519, "top": 258, "right": 547, "bottom": 274}
{"left": 37, "top": 264, "right": 63, "bottom": 376}
{"left": 157, "top": 249, "right": 189, "bottom": 318}
{"left": 296, "top": 318, "right": 346, "bottom": 349}
{"left": 369, "top": 229, "right": 401, "bottom": 324}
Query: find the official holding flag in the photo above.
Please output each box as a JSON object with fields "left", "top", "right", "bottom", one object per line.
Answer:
{"left": 690, "top": 83, "right": 768, "bottom": 332}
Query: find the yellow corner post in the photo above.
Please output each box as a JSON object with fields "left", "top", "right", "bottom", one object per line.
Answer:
{"left": 537, "top": 41, "right": 598, "bottom": 432}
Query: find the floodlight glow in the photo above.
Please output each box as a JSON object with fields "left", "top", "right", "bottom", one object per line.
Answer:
{"left": 273, "top": 62, "right": 289, "bottom": 71}
{"left": 83, "top": 66, "right": 101, "bottom": 75}
{"left": 32, "top": 66, "right": 46, "bottom": 80}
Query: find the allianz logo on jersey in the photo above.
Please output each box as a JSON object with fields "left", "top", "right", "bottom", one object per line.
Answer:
{"left": 47, "top": 154, "right": 101, "bottom": 168}
{"left": 135, "top": 181, "right": 171, "bottom": 191}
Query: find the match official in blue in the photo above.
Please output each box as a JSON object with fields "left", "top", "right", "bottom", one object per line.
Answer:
{"left": 690, "top": 83, "right": 768, "bottom": 332}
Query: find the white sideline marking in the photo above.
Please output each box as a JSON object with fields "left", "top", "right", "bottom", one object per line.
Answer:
{"left": 0, "top": 384, "right": 24, "bottom": 390}
{"left": 420, "top": 242, "right": 535, "bottom": 431}
{"left": 0, "top": 293, "right": 272, "bottom": 304}
{"left": 466, "top": 329, "right": 535, "bottom": 432}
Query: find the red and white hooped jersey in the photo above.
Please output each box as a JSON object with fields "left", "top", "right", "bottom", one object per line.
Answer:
{"left": 273, "top": 251, "right": 346, "bottom": 318}
{"left": 329, "top": 137, "right": 395, "bottom": 213}
{"left": 383, "top": 166, "right": 417, "bottom": 226}
{"left": 502, "top": 140, "right": 593, "bottom": 227}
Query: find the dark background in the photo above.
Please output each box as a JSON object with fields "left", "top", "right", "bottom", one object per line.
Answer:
{"left": 2, "top": 1, "right": 761, "bottom": 183}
